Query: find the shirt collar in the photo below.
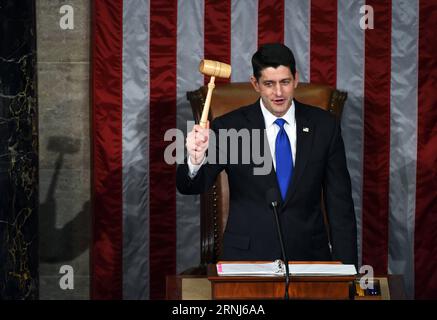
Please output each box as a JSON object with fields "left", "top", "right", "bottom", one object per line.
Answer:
{"left": 259, "top": 98, "right": 295, "bottom": 128}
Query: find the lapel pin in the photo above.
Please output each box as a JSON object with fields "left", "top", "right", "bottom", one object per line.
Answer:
{"left": 303, "top": 127, "right": 310, "bottom": 133}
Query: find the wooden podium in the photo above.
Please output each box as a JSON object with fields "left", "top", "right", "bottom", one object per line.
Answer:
{"left": 166, "top": 273, "right": 405, "bottom": 300}
{"left": 207, "top": 262, "right": 356, "bottom": 300}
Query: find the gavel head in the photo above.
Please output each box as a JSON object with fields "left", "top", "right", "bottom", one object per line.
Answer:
{"left": 199, "top": 59, "right": 232, "bottom": 78}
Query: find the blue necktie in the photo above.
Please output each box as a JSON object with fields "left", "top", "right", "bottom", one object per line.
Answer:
{"left": 274, "top": 118, "right": 293, "bottom": 200}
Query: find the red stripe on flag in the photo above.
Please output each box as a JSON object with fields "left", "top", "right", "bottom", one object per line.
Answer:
{"left": 91, "top": 0, "right": 123, "bottom": 299}
{"left": 258, "top": 0, "right": 284, "bottom": 47}
{"left": 415, "top": 1, "right": 437, "bottom": 300}
{"left": 362, "top": 0, "right": 391, "bottom": 275}
{"left": 310, "top": 0, "right": 337, "bottom": 86}
{"left": 149, "top": 0, "right": 177, "bottom": 299}
{"left": 204, "top": 0, "right": 231, "bottom": 85}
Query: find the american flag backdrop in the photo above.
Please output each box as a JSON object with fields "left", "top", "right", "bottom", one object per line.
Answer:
{"left": 91, "top": 0, "right": 437, "bottom": 299}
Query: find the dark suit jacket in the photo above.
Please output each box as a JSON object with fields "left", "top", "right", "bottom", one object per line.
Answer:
{"left": 177, "top": 99, "right": 358, "bottom": 266}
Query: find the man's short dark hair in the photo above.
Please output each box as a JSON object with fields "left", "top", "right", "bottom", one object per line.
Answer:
{"left": 252, "top": 43, "right": 296, "bottom": 80}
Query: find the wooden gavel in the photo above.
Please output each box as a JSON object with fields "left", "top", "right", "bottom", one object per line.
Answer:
{"left": 198, "top": 59, "right": 232, "bottom": 128}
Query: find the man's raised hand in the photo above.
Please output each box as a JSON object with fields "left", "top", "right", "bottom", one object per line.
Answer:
{"left": 186, "top": 121, "right": 209, "bottom": 165}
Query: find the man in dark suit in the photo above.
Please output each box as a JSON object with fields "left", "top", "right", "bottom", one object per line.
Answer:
{"left": 177, "top": 43, "right": 357, "bottom": 266}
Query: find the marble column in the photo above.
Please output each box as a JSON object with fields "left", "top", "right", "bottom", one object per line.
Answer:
{"left": 0, "top": 0, "right": 39, "bottom": 299}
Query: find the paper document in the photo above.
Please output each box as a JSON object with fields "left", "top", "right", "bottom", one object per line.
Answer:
{"left": 217, "top": 261, "right": 357, "bottom": 277}
{"left": 288, "top": 264, "right": 357, "bottom": 276}
{"left": 217, "top": 261, "right": 283, "bottom": 276}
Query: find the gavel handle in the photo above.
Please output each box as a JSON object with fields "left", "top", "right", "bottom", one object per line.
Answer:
{"left": 200, "top": 76, "right": 215, "bottom": 128}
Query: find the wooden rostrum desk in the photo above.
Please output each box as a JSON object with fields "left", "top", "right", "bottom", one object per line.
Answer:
{"left": 166, "top": 264, "right": 406, "bottom": 300}
{"left": 208, "top": 263, "right": 354, "bottom": 300}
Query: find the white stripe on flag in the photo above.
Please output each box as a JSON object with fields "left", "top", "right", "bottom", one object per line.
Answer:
{"left": 388, "top": 0, "right": 418, "bottom": 299}
{"left": 122, "top": 0, "right": 150, "bottom": 299}
{"left": 176, "top": 0, "right": 204, "bottom": 273}
{"left": 284, "top": 0, "right": 310, "bottom": 82}
{"left": 231, "top": 0, "right": 258, "bottom": 82}
{"left": 337, "top": 0, "right": 365, "bottom": 267}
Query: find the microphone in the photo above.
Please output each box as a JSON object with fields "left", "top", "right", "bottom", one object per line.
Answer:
{"left": 266, "top": 188, "right": 290, "bottom": 300}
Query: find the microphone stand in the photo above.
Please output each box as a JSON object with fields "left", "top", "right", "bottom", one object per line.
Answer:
{"left": 271, "top": 200, "right": 290, "bottom": 300}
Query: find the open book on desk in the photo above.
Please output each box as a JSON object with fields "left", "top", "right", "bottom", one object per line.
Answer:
{"left": 216, "top": 260, "right": 357, "bottom": 277}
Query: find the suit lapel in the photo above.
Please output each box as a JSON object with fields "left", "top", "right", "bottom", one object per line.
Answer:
{"left": 283, "top": 100, "right": 314, "bottom": 207}
{"left": 243, "top": 100, "right": 265, "bottom": 130}
{"left": 243, "top": 101, "right": 278, "bottom": 192}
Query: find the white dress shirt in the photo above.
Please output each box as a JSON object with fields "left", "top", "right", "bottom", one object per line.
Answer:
{"left": 260, "top": 98, "right": 296, "bottom": 169}
{"left": 187, "top": 154, "right": 206, "bottom": 178}
{"left": 188, "top": 99, "right": 297, "bottom": 176}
